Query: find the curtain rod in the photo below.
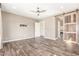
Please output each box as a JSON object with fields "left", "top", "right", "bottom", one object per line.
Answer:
{"left": 55, "top": 9, "right": 79, "bottom": 17}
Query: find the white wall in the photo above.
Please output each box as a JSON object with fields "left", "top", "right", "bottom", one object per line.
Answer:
{"left": 2, "top": 11, "right": 36, "bottom": 42}
{"left": 40, "top": 17, "right": 56, "bottom": 40}
{"left": 40, "top": 20, "right": 45, "bottom": 36}
{"left": 2, "top": 11, "right": 56, "bottom": 43}
{"left": 0, "top": 8, "right": 3, "bottom": 49}
{"left": 35, "top": 22, "right": 40, "bottom": 37}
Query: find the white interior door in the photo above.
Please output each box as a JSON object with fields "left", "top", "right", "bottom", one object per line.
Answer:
{"left": 35, "top": 22, "right": 40, "bottom": 37}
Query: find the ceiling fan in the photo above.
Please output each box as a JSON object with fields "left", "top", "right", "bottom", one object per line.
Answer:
{"left": 31, "top": 7, "right": 46, "bottom": 16}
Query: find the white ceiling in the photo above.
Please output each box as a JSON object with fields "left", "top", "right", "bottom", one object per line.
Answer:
{"left": 1, "top": 3, "right": 79, "bottom": 20}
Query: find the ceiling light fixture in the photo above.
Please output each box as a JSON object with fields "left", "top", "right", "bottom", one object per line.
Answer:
{"left": 31, "top": 7, "right": 46, "bottom": 16}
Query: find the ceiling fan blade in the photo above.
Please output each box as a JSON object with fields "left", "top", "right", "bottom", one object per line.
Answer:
{"left": 39, "top": 10, "right": 46, "bottom": 13}
{"left": 31, "top": 10, "right": 38, "bottom": 13}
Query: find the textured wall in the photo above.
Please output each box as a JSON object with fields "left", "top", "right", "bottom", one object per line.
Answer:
{"left": 2, "top": 11, "right": 36, "bottom": 42}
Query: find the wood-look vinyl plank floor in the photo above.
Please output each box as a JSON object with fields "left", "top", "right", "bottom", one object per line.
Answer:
{"left": 0, "top": 37, "right": 79, "bottom": 56}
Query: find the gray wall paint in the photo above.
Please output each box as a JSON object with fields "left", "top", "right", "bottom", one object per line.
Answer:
{"left": 2, "top": 11, "right": 36, "bottom": 41}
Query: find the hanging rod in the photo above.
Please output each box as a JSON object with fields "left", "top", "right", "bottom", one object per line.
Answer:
{"left": 55, "top": 9, "right": 79, "bottom": 17}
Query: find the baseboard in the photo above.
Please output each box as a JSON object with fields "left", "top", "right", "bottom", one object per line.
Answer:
{"left": 2, "top": 36, "right": 42, "bottom": 43}
{"left": 3, "top": 37, "right": 35, "bottom": 43}
{"left": 44, "top": 37, "right": 56, "bottom": 40}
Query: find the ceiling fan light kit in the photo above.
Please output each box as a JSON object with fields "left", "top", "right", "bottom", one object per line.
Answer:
{"left": 31, "top": 7, "right": 46, "bottom": 16}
